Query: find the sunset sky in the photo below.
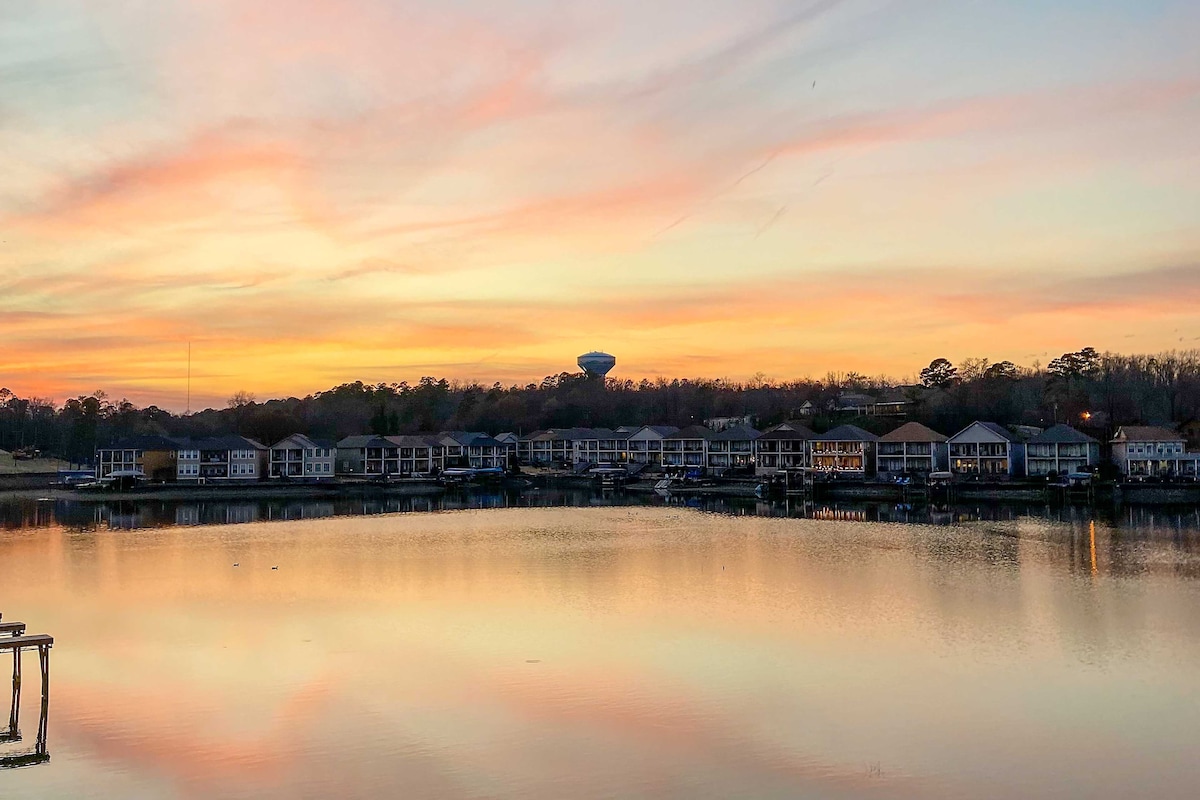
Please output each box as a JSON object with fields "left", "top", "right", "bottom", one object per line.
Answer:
{"left": 3, "top": 0, "right": 1198, "bottom": 409}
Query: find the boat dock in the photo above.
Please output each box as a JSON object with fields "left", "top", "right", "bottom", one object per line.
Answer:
{"left": 1, "top": 611, "right": 53, "bottom": 769}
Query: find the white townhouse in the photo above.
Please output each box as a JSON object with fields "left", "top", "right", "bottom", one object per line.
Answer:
{"left": 626, "top": 426, "right": 679, "bottom": 465}
{"left": 269, "top": 434, "right": 336, "bottom": 479}
{"left": 1024, "top": 425, "right": 1099, "bottom": 477}
{"left": 176, "top": 436, "right": 268, "bottom": 482}
{"left": 662, "top": 425, "right": 713, "bottom": 468}
{"left": 947, "top": 422, "right": 1025, "bottom": 478}
{"left": 1110, "top": 426, "right": 1200, "bottom": 479}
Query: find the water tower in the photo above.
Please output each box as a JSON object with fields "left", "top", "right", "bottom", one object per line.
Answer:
{"left": 577, "top": 351, "right": 616, "bottom": 379}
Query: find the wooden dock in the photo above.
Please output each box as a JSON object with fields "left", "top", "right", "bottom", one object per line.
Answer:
{"left": 1, "top": 617, "right": 53, "bottom": 769}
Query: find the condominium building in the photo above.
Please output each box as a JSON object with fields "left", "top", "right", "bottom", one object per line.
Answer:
{"left": 1024, "top": 425, "right": 1098, "bottom": 476}
{"left": 269, "top": 434, "right": 336, "bottom": 479}
{"left": 809, "top": 425, "right": 878, "bottom": 476}
{"left": 947, "top": 422, "right": 1025, "bottom": 477}
{"left": 876, "top": 422, "right": 948, "bottom": 476}
{"left": 1110, "top": 426, "right": 1200, "bottom": 479}
{"left": 753, "top": 423, "right": 814, "bottom": 476}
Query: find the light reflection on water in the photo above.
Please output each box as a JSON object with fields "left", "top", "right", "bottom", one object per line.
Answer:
{"left": 1, "top": 503, "right": 1199, "bottom": 799}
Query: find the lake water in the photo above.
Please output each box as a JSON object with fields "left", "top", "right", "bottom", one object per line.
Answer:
{"left": 1, "top": 497, "right": 1199, "bottom": 798}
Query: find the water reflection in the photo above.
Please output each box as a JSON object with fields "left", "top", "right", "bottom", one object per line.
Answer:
{"left": 4, "top": 489, "right": 1200, "bottom": 538}
{"left": 1, "top": 506, "right": 1199, "bottom": 798}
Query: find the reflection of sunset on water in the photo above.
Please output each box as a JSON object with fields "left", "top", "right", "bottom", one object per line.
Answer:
{"left": 2, "top": 507, "right": 1199, "bottom": 798}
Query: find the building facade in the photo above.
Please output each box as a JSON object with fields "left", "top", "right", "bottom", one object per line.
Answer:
{"left": 1110, "top": 426, "right": 1200, "bottom": 479}
{"left": 947, "top": 422, "right": 1025, "bottom": 477}
{"left": 269, "top": 434, "right": 336, "bottom": 479}
{"left": 876, "top": 422, "right": 948, "bottom": 476}
{"left": 1024, "top": 425, "right": 1099, "bottom": 476}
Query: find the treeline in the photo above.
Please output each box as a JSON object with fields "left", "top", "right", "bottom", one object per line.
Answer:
{"left": 3, "top": 349, "right": 1199, "bottom": 463}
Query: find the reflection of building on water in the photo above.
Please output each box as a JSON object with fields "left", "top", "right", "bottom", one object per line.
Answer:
{"left": 1, "top": 623, "right": 52, "bottom": 770}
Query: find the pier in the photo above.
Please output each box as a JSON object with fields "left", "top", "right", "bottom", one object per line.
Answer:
{"left": 1, "top": 613, "right": 53, "bottom": 769}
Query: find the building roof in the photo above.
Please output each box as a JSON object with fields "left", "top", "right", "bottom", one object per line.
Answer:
{"left": 879, "top": 422, "right": 948, "bottom": 443}
{"left": 1112, "top": 425, "right": 1183, "bottom": 443}
{"left": 757, "top": 423, "right": 816, "bottom": 441}
{"left": 710, "top": 424, "right": 762, "bottom": 441}
{"left": 385, "top": 435, "right": 440, "bottom": 448}
{"left": 494, "top": 432, "right": 519, "bottom": 444}
{"left": 1028, "top": 424, "right": 1098, "bottom": 445}
{"left": 665, "top": 425, "right": 715, "bottom": 441}
{"left": 631, "top": 425, "right": 679, "bottom": 438}
{"left": 813, "top": 424, "right": 879, "bottom": 442}
{"left": 182, "top": 435, "right": 266, "bottom": 451}
{"left": 337, "top": 434, "right": 393, "bottom": 448}
{"left": 98, "top": 435, "right": 182, "bottom": 451}
{"left": 269, "top": 433, "right": 336, "bottom": 450}
{"left": 949, "top": 421, "right": 1019, "bottom": 443}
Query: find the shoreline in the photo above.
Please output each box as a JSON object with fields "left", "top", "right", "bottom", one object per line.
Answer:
{"left": 3, "top": 473, "right": 1199, "bottom": 506}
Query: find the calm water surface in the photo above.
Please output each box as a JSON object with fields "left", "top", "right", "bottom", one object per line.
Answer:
{"left": 1, "top": 501, "right": 1199, "bottom": 799}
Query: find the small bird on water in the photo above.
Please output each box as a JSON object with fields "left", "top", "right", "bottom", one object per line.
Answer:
{"left": 271, "top": 566, "right": 278, "bottom": 570}
{"left": 233, "top": 563, "right": 239, "bottom": 567}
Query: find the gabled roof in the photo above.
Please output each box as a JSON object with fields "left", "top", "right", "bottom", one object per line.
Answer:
{"left": 1112, "top": 425, "right": 1183, "bottom": 443}
{"left": 630, "top": 425, "right": 679, "bottom": 439}
{"left": 949, "top": 421, "right": 1018, "bottom": 443}
{"left": 665, "top": 425, "right": 715, "bottom": 441}
{"left": 757, "top": 423, "right": 815, "bottom": 441}
{"left": 183, "top": 435, "right": 266, "bottom": 451}
{"left": 494, "top": 432, "right": 519, "bottom": 444}
{"left": 1028, "top": 424, "right": 1098, "bottom": 445}
{"left": 337, "top": 434, "right": 392, "bottom": 448}
{"left": 879, "top": 422, "right": 947, "bottom": 443}
{"left": 518, "top": 430, "right": 547, "bottom": 442}
{"left": 98, "top": 435, "right": 182, "bottom": 451}
{"left": 270, "top": 433, "right": 320, "bottom": 449}
{"left": 711, "top": 424, "right": 762, "bottom": 441}
{"left": 813, "top": 424, "right": 879, "bottom": 442}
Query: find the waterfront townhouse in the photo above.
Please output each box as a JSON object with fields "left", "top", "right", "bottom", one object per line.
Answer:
{"left": 268, "top": 434, "right": 336, "bottom": 479}
{"left": 1110, "top": 426, "right": 1200, "bottom": 479}
{"left": 809, "top": 425, "right": 878, "bottom": 476}
{"left": 626, "top": 426, "right": 679, "bottom": 465}
{"left": 439, "top": 432, "right": 505, "bottom": 469}
{"left": 876, "top": 422, "right": 948, "bottom": 476}
{"left": 662, "top": 426, "right": 713, "bottom": 468}
{"left": 947, "top": 422, "right": 1025, "bottom": 478}
{"left": 387, "top": 435, "right": 444, "bottom": 474}
{"left": 95, "top": 435, "right": 181, "bottom": 481}
{"left": 1024, "top": 425, "right": 1099, "bottom": 477}
{"left": 707, "top": 425, "right": 761, "bottom": 472}
{"left": 495, "top": 432, "right": 519, "bottom": 464}
{"left": 176, "top": 436, "right": 267, "bottom": 481}
{"left": 336, "top": 435, "right": 397, "bottom": 476}
{"left": 754, "top": 423, "right": 815, "bottom": 476}
{"left": 521, "top": 430, "right": 573, "bottom": 465}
